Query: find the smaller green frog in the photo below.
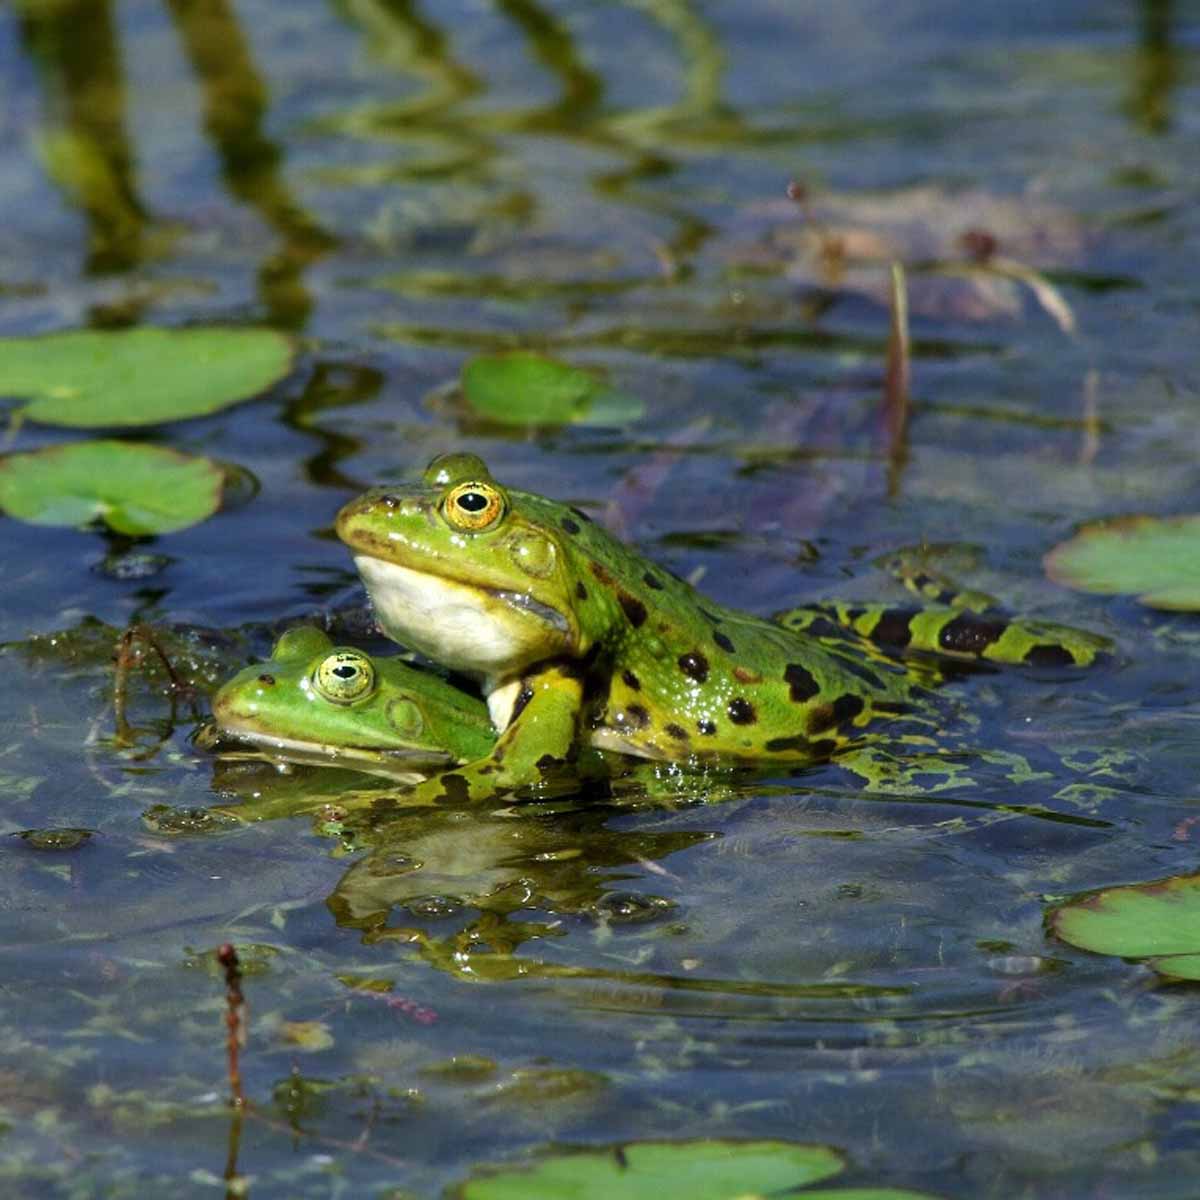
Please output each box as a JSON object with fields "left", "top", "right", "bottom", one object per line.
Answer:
{"left": 209, "top": 626, "right": 495, "bottom": 778}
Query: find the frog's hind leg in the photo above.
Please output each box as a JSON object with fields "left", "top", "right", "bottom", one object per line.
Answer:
{"left": 777, "top": 601, "right": 1108, "bottom": 668}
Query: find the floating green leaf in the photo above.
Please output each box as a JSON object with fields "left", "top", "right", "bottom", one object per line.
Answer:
{"left": 454, "top": 1140, "right": 942, "bottom": 1200}
{"left": 0, "top": 326, "right": 296, "bottom": 427}
{"left": 0, "top": 440, "right": 226, "bottom": 535}
{"left": 461, "top": 351, "right": 643, "bottom": 427}
{"left": 1045, "top": 515, "right": 1200, "bottom": 610}
{"left": 1050, "top": 872, "right": 1200, "bottom": 981}
{"left": 456, "top": 1141, "right": 842, "bottom": 1200}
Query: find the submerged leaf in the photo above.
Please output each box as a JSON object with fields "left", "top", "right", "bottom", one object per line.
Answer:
{"left": 0, "top": 326, "right": 296, "bottom": 427}
{"left": 1045, "top": 514, "right": 1200, "bottom": 609}
{"left": 280, "top": 1020, "right": 334, "bottom": 1052}
{"left": 14, "top": 828, "right": 94, "bottom": 851}
{"left": 1051, "top": 872, "right": 1200, "bottom": 981}
{"left": 0, "top": 440, "right": 226, "bottom": 535}
{"left": 461, "top": 351, "right": 643, "bottom": 427}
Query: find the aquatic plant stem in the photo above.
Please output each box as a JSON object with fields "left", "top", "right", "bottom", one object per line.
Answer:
{"left": 883, "top": 261, "right": 911, "bottom": 496}
{"left": 217, "top": 942, "right": 247, "bottom": 1108}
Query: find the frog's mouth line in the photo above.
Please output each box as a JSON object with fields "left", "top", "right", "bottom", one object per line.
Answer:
{"left": 208, "top": 722, "right": 456, "bottom": 766}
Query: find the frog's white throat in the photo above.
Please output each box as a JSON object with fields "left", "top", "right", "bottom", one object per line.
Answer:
{"left": 354, "top": 555, "right": 558, "bottom": 682}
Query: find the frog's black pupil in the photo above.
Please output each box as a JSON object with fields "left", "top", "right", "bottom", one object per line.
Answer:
{"left": 458, "top": 491, "right": 489, "bottom": 513}
{"left": 333, "top": 665, "right": 357, "bottom": 679}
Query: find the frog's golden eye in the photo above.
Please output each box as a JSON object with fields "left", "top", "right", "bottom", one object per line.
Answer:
{"left": 313, "top": 651, "right": 376, "bottom": 704}
{"left": 443, "top": 480, "right": 505, "bottom": 531}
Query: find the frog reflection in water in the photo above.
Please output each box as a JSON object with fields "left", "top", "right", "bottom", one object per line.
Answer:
{"left": 333, "top": 453, "right": 1109, "bottom": 805}
{"left": 327, "top": 804, "right": 711, "bottom": 982}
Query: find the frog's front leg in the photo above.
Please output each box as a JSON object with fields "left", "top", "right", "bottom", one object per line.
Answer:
{"left": 396, "top": 662, "right": 585, "bottom": 806}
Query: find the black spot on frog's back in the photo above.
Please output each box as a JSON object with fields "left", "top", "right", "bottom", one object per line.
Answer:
{"left": 871, "top": 609, "right": 914, "bottom": 648}
{"left": 561, "top": 516, "right": 581, "bottom": 535}
{"left": 713, "top": 630, "right": 735, "bottom": 653}
{"left": 938, "top": 614, "right": 1006, "bottom": 655}
{"left": 622, "top": 669, "right": 641, "bottom": 691}
{"left": 678, "top": 651, "right": 709, "bottom": 683}
{"left": 784, "top": 663, "right": 820, "bottom": 703}
{"left": 806, "top": 693, "right": 865, "bottom": 735}
{"left": 728, "top": 697, "right": 756, "bottom": 725}
{"left": 764, "top": 734, "right": 807, "bottom": 753}
{"left": 643, "top": 571, "right": 665, "bottom": 590}
{"left": 618, "top": 592, "right": 648, "bottom": 628}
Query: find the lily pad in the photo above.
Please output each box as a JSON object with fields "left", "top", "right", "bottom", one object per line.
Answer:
{"left": 1045, "top": 515, "right": 1200, "bottom": 610}
{"left": 0, "top": 326, "right": 295, "bottom": 427}
{"left": 453, "top": 1140, "right": 941, "bottom": 1200}
{"left": 0, "top": 440, "right": 226, "bottom": 535}
{"left": 461, "top": 351, "right": 643, "bottom": 427}
{"left": 1050, "top": 872, "right": 1200, "bottom": 981}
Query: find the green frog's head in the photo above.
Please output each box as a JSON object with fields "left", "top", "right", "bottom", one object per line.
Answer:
{"left": 209, "top": 625, "right": 493, "bottom": 773}
{"left": 335, "top": 453, "right": 583, "bottom": 678}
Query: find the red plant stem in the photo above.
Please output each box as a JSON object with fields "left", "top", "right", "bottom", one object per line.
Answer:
{"left": 217, "top": 943, "right": 246, "bottom": 1108}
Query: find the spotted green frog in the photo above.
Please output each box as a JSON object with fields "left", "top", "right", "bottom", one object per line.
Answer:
{"left": 335, "top": 453, "right": 1108, "bottom": 804}
{"left": 209, "top": 626, "right": 495, "bottom": 779}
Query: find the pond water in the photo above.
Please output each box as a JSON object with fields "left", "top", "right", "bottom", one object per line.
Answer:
{"left": 2, "top": 0, "right": 1200, "bottom": 1195}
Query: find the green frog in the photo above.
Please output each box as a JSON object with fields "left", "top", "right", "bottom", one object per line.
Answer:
{"left": 334, "top": 453, "right": 1109, "bottom": 804}
{"left": 209, "top": 625, "right": 495, "bottom": 779}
